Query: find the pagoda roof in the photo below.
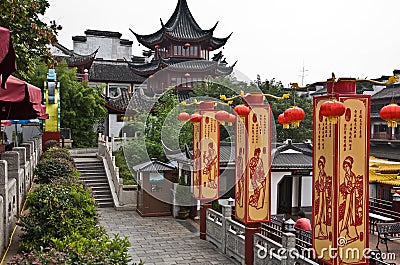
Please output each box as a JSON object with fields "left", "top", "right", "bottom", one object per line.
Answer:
{"left": 54, "top": 43, "right": 98, "bottom": 70}
{"left": 105, "top": 88, "right": 155, "bottom": 113}
{"left": 131, "top": 0, "right": 231, "bottom": 50}
{"left": 128, "top": 57, "right": 236, "bottom": 77}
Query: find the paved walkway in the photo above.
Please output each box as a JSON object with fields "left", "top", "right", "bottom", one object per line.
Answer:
{"left": 98, "top": 208, "right": 239, "bottom": 265}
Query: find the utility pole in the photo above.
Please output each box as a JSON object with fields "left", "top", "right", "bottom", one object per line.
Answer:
{"left": 299, "top": 62, "right": 309, "bottom": 86}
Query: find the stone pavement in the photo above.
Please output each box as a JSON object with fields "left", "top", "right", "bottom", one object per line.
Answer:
{"left": 98, "top": 208, "right": 239, "bottom": 265}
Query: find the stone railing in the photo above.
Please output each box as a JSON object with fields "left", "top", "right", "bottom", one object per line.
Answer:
{"left": 0, "top": 135, "right": 42, "bottom": 259}
{"left": 97, "top": 133, "right": 137, "bottom": 209}
{"left": 204, "top": 208, "right": 329, "bottom": 265}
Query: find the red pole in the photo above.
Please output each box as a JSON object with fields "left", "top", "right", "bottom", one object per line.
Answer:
{"left": 245, "top": 223, "right": 261, "bottom": 265}
{"left": 200, "top": 203, "right": 212, "bottom": 240}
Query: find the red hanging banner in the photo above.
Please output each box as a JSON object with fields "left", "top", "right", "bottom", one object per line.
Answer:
{"left": 313, "top": 79, "right": 370, "bottom": 265}
{"left": 235, "top": 94, "right": 271, "bottom": 224}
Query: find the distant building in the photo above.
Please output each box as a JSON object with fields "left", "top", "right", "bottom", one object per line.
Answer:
{"left": 128, "top": 0, "right": 236, "bottom": 100}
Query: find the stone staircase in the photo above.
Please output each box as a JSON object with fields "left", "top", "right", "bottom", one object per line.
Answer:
{"left": 72, "top": 152, "right": 114, "bottom": 208}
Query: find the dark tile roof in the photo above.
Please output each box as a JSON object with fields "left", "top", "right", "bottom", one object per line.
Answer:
{"left": 371, "top": 144, "right": 400, "bottom": 161}
{"left": 272, "top": 142, "right": 312, "bottom": 170}
{"left": 164, "top": 140, "right": 312, "bottom": 170}
{"left": 72, "top": 36, "right": 87, "bottom": 42}
{"left": 120, "top": 39, "right": 133, "bottom": 45}
{"left": 54, "top": 43, "right": 98, "bottom": 71}
{"left": 132, "top": 159, "right": 176, "bottom": 172}
{"left": 89, "top": 62, "right": 146, "bottom": 83}
{"left": 128, "top": 57, "right": 235, "bottom": 77}
{"left": 131, "top": 0, "right": 230, "bottom": 50}
{"left": 371, "top": 85, "right": 400, "bottom": 100}
{"left": 105, "top": 88, "right": 156, "bottom": 112}
{"left": 84, "top": 29, "right": 122, "bottom": 38}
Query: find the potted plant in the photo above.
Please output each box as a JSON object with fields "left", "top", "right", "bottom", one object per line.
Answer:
{"left": 175, "top": 176, "right": 191, "bottom": 219}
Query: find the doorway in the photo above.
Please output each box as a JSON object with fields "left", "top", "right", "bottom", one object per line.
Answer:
{"left": 277, "top": 176, "right": 292, "bottom": 215}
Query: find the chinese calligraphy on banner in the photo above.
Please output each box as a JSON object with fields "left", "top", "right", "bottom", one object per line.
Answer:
{"left": 235, "top": 104, "right": 271, "bottom": 224}
{"left": 313, "top": 95, "right": 370, "bottom": 265}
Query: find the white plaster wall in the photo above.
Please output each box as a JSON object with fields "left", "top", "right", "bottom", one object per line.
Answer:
{"left": 108, "top": 114, "right": 124, "bottom": 138}
{"left": 271, "top": 171, "right": 290, "bottom": 215}
{"left": 292, "top": 177, "right": 299, "bottom": 208}
{"left": 117, "top": 45, "right": 132, "bottom": 60}
{"left": 301, "top": 176, "right": 313, "bottom": 207}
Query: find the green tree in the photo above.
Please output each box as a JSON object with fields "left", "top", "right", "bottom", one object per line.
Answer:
{"left": 254, "top": 75, "right": 312, "bottom": 142}
{"left": 30, "top": 61, "right": 107, "bottom": 147}
{"left": 0, "top": 0, "right": 59, "bottom": 80}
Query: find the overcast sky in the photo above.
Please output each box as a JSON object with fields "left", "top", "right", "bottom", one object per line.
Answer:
{"left": 44, "top": 0, "right": 400, "bottom": 87}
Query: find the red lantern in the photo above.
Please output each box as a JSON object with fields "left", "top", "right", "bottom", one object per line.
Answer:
{"left": 178, "top": 112, "right": 190, "bottom": 122}
{"left": 149, "top": 75, "right": 154, "bottom": 79}
{"left": 215, "top": 110, "right": 230, "bottom": 124}
{"left": 184, "top": 43, "right": 191, "bottom": 49}
{"left": 234, "top": 105, "right": 251, "bottom": 117}
{"left": 184, "top": 73, "right": 191, "bottom": 78}
{"left": 284, "top": 106, "right": 305, "bottom": 128}
{"left": 278, "top": 113, "right": 291, "bottom": 129}
{"left": 155, "top": 44, "right": 161, "bottom": 49}
{"left": 396, "top": 190, "right": 400, "bottom": 195}
{"left": 227, "top": 114, "right": 236, "bottom": 126}
{"left": 190, "top": 114, "right": 202, "bottom": 123}
{"left": 380, "top": 103, "right": 400, "bottom": 128}
{"left": 207, "top": 46, "right": 213, "bottom": 51}
{"left": 320, "top": 99, "right": 346, "bottom": 124}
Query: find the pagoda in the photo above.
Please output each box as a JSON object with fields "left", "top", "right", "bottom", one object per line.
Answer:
{"left": 128, "top": 0, "right": 236, "bottom": 98}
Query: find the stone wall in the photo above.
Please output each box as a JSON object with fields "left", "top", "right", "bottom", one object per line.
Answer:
{"left": 98, "top": 133, "right": 137, "bottom": 209}
{"left": 0, "top": 136, "right": 42, "bottom": 258}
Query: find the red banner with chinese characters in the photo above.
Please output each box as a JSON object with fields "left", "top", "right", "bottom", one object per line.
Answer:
{"left": 192, "top": 102, "right": 220, "bottom": 201}
{"left": 235, "top": 95, "right": 271, "bottom": 224}
{"left": 313, "top": 94, "right": 370, "bottom": 265}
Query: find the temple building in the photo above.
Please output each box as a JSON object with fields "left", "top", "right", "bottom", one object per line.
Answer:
{"left": 128, "top": 0, "right": 236, "bottom": 99}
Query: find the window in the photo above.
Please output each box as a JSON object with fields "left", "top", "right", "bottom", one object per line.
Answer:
{"left": 150, "top": 172, "right": 164, "bottom": 183}
{"left": 108, "top": 84, "right": 129, "bottom": 97}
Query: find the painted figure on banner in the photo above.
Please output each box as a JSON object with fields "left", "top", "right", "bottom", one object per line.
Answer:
{"left": 203, "top": 142, "right": 217, "bottom": 189}
{"left": 249, "top": 148, "right": 266, "bottom": 209}
{"left": 193, "top": 142, "right": 201, "bottom": 187}
{"left": 236, "top": 147, "right": 244, "bottom": 207}
{"left": 339, "top": 156, "right": 363, "bottom": 244}
{"left": 315, "top": 156, "right": 332, "bottom": 240}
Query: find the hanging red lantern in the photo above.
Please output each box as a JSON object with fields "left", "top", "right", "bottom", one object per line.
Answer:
{"left": 178, "top": 112, "right": 190, "bottom": 122}
{"left": 149, "top": 75, "right": 154, "bottom": 79}
{"left": 396, "top": 190, "right": 400, "bottom": 195}
{"left": 284, "top": 106, "right": 305, "bottom": 128}
{"left": 227, "top": 114, "right": 236, "bottom": 126}
{"left": 380, "top": 103, "right": 400, "bottom": 128}
{"left": 155, "top": 44, "right": 161, "bottom": 49}
{"left": 234, "top": 105, "right": 251, "bottom": 117}
{"left": 207, "top": 46, "right": 213, "bottom": 51}
{"left": 215, "top": 110, "right": 230, "bottom": 125}
{"left": 190, "top": 114, "right": 202, "bottom": 123}
{"left": 320, "top": 99, "right": 346, "bottom": 124}
{"left": 184, "top": 73, "right": 191, "bottom": 78}
{"left": 184, "top": 43, "right": 191, "bottom": 49}
{"left": 278, "top": 113, "right": 291, "bottom": 129}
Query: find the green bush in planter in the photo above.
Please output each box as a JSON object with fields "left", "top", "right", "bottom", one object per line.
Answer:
{"left": 33, "top": 157, "right": 76, "bottom": 184}
{"left": 18, "top": 179, "right": 98, "bottom": 252}
{"left": 41, "top": 147, "right": 74, "bottom": 164}
{"left": 10, "top": 233, "right": 135, "bottom": 265}
{"left": 44, "top": 140, "right": 60, "bottom": 151}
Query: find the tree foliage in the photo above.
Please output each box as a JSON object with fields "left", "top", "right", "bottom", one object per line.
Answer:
{"left": 192, "top": 75, "right": 312, "bottom": 143}
{"left": 29, "top": 61, "right": 107, "bottom": 147}
{"left": 0, "top": 0, "right": 59, "bottom": 80}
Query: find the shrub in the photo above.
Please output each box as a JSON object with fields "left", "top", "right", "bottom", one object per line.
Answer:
{"left": 113, "top": 149, "right": 137, "bottom": 185}
{"left": 10, "top": 233, "right": 135, "bottom": 265}
{"left": 44, "top": 140, "right": 59, "bottom": 151}
{"left": 33, "top": 157, "right": 76, "bottom": 184}
{"left": 18, "top": 179, "right": 98, "bottom": 252}
{"left": 41, "top": 147, "right": 74, "bottom": 164}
